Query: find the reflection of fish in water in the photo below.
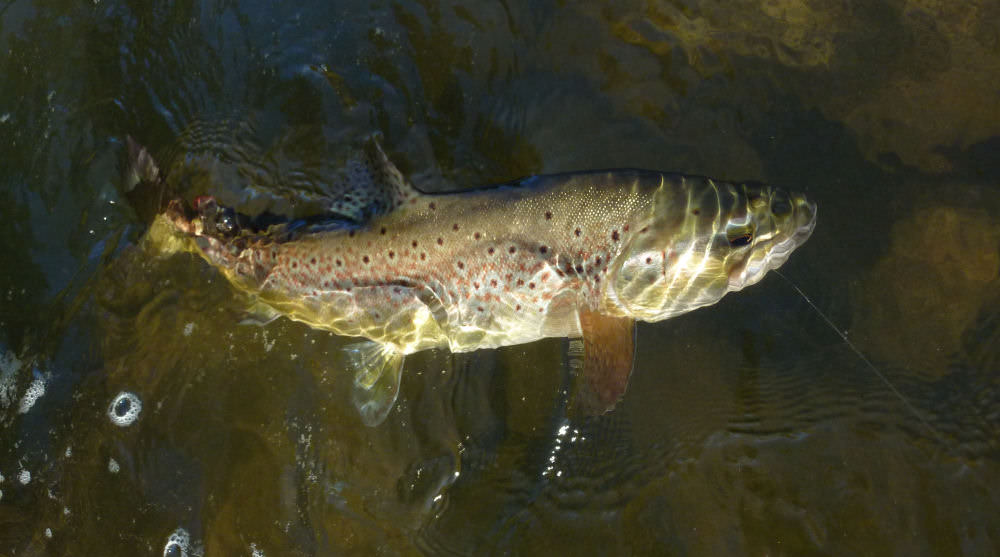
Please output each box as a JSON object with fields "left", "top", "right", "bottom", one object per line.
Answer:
{"left": 124, "top": 137, "right": 816, "bottom": 426}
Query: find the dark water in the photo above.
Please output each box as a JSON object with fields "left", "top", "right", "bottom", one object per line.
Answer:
{"left": 2, "top": 1, "right": 999, "bottom": 555}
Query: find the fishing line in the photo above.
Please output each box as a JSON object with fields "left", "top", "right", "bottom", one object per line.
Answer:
{"left": 773, "top": 270, "right": 945, "bottom": 449}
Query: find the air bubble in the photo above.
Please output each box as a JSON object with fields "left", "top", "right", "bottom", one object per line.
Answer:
{"left": 108, "top": 391, "right": 142, "bottom": 427}
{"left": 18, "top": 469, "right": 30, "bottom": 484}
{"left": 163, "top": 528, "right": 191, "bottom": 557}
{"left": 108, "top": 458, "right": 119, "bottom": 474}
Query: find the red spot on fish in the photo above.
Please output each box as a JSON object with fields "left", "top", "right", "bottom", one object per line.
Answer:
{"left": 490, "top": 279, "right": 497, "bottom": 287}
{"left": 488, "top": 247, "right": 495, "bottom": 255}
{"left": 517, "top": 279, "right": 524, "bottom": 286}
{"left": 412, "top": 240, "right": 418, "bottom": 248}
{"left": 528, "top": 282, "right": 535, "bottom": 289}
{"left": 477, "top": 307, "right": 484, "bottom": 312}
{"left": 515, "top": 304, "right": 521, "bottom": 311}
{"left": 437, "top": 237, "right": 443, "bottom": 245}
{"left": 474, "top": 282, "right": 480, "bottom": 289}
{"left": 453, "top": 223, "right": 460, "bottom": 231}
{"left": 457, "top": 261, "right": 464, "bottom": 269}
{"left": 420, "top": 252, "right": 426, "bottom": 260}
{"left": 624, "top": 224, "right": 630, "bottom": 232}
{"left": 474, "top": 232, "right": 481, "bottom": 240}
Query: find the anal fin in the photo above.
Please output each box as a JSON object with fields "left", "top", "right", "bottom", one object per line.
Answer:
{"left": 568, "top": 312, "right": 636, "bottom": 418}
{"left": 345, "top": 341, "right": 405, "bottom": 427}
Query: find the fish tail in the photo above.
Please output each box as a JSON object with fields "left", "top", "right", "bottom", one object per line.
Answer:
{"left": 345, "top": 341, "right": 406, "bottom": 427}
{"left": 120, "top": 136, "right": 176, "bottom": 224}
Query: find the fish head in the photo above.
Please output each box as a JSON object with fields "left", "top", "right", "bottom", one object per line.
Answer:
{"left": 610, "top": 177, "right": 816, "bottom": 321}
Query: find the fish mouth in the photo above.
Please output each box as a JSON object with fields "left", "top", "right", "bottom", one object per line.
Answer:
{"left": 728, "top": 194, "right": 816, "bottom": 289}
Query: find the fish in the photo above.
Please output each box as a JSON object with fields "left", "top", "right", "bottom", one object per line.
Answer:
{"left": 124, "top": 137, "right": 817, "bottom": 426}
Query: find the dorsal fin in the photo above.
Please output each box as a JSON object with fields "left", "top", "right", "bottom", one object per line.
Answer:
{"left": 324, "top": 138, "right": 424, "bottom": 222}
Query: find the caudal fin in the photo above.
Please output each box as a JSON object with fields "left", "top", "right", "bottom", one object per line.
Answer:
{"left": 120, "top": 136, "right": 172, "bottom": 224}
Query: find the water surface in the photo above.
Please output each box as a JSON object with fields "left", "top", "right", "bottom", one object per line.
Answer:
{"left": 1, "top": 1, "right": 998, "bottom": 554}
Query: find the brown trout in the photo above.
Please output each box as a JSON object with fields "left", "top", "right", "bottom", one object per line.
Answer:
{"left": 126, "top": 138, "right": 816, "bottom": 425}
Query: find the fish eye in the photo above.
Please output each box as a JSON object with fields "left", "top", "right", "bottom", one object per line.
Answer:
{"left": 770, "top": 192, "right": 792, "bottom": 217}
{"left": 727, "top": 225, "right": 754, "bottom": 247}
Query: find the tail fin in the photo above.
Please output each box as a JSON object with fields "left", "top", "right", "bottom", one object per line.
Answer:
{"left": 120, "top": 136, "right": 171, "bottom": 224}
{"left": 345, "top": 341, "right": 406, "bottom": 427}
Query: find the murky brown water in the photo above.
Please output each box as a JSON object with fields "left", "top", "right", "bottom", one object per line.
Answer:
{"left": 1, "top": 1, "right": 998, "bottom": 555}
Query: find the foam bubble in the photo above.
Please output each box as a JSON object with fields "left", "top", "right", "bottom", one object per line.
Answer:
{"left": 18, "top": 469, "right": 30, "bottom": 484}
{"left": 108, "top": 392, "right": 142, "bottom": 427}
{"left": 45, "top": 527, "right": 52, "bottom": 539}
{"left": 163, "top": 528, "right": 191, "bottom": 557}
{"left": 18, "top": 377, "right": 46, "bottom": 414}
{"left": 108, "top": 458, "right": 120, "bottom": 474}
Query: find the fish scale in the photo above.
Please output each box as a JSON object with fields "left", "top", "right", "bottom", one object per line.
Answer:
{"left": 130, "top": 137, "right": 815, "bottom": 425}
{"left": 257, "top": 172, "right": 656, "bottom": 355}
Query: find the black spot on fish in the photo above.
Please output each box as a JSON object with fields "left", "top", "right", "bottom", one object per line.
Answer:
{"left": 389, "top": 251, "right": 395, "bottom": 258}
{"left": 474, "top": 232, "right": 481, "bottom": 240}
{"left": 545, "top": 211, "right": 552, "bottom": 220}
{"left": 612, "top": 230, "right": 620, "bottom": 242}
{"left": 539, "top": 245, "right": 548, "bottom": 254}
{"left": 363, "top": 256, "right": 370, "bottom": 264}
{"left": 457, "top": 261, "right": 464, "bottom": 269}
{"left": 528, "top": 282, "right": 535, "bottom": 289}
{"left": 453, "top": 223, "right": 460, "bottom": 231}
{"left": 437, "top": 237, "right": 443, "bottom": 245}
{"left": 412, "top": 240, "right": 418, "bottom": 248}
{"left": 691, "top": 209, "right": 700, "bottom": 216}
{"left": 575, "top": 228, "right": 581, "bottom": 237}
{"left": 488, "top": 247, "right": 495, "bottom": 255}
{"left": 509, "top": 246, "right": 516, "bottom": 254}
{"left": 380, "top": 227, "right": 387, "bottom": 235}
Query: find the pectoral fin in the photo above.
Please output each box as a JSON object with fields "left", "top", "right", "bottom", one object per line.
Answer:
{"left": 345, "top": 341, "right": 405, "bottom": 427}
{"left": 238, "top": 299, "right": 283, "bottom": 326}
{"left": 568, "top": 312, "right": 636, "bottom": 418}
